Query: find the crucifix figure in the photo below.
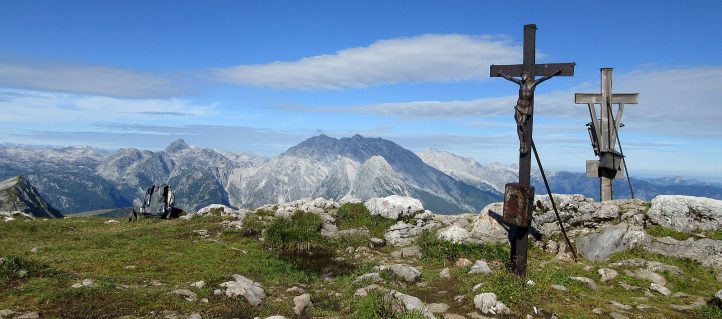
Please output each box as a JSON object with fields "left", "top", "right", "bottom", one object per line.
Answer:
{"left": 575, "top": 68, "right": 638, "bottom": 201}
{"left": 498, "top": 69, "right": 562, "bottom": 154}
{"left": 490, "top": 24, "right": 575, "bottom": 277}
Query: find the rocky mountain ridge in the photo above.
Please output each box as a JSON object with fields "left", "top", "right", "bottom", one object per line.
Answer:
{"left": 2, "top": 136, "right": 720, "bottom": 215}
{"left": 0, "top": 176, "right": 62, "bottom": 218}
{"left": 417, "top": 148, "right": 722, "bottom": 201}
{"left": 0, "top": 136, "right": 499, "bottom": 214}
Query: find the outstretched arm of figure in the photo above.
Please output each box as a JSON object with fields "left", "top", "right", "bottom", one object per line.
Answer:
{"left": 533, "top": 68, "right": 562, "bottom": 86}
{"left": 497, "top": 71, "right": 521, "bottom": 85}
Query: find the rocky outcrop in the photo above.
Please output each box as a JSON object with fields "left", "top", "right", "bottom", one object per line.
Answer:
{"left": 0, "top": 176, "right": 62, "bottom": 218}
{"left": 384, "top": 212, "right": 443, "bottom": 247}
{"left": 365, "top": 195, "right": 423, "bottom": 220}
{"left": 645, "top": 236, "right": 722, "bottom": 270}
{"left": 575, "top": 223, "right": 650, "bottom": 261}
{"left": 647, "top": 195, "right": 722, "bottom": 232}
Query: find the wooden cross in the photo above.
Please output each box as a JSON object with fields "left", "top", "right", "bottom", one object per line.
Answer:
{"left": 489, "top": 24, "right": 575, "bottom": 277}
{"left": 575, "top": 68, "right": 638, "bottom": 201}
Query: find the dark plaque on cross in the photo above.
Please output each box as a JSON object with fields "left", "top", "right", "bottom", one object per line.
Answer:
{"left": 489, "top": 24, "right": 575, "bottom": 277}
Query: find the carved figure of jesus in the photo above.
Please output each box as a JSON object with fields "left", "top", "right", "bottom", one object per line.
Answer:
{"left": 498, "top": 69, "right": 562, "bottom": 154}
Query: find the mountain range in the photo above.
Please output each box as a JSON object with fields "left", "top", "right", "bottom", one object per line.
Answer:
{"left": 1, "top": 135, "right": 720, "bottom": 215}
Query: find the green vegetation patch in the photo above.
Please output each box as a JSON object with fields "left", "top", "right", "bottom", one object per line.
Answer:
{"left": 645, "top": 225, "right": 694, "bottom": 240}
{"left": 356, "top": 291, "right": 426, "bottom": 319}
{"left": 265, "top": 210, "right": 327, "bottom": 253}
{"left": 416, "top": 231, "right": 508, "bottom": 265}
{"left": 336, "top": 203, "right": 396, "bottom": 238}
{"left": 705, "top": 230, "right": 722, "bottom": 240}
{"left": 0, "top": 255, "right": 64, "bottom": 286}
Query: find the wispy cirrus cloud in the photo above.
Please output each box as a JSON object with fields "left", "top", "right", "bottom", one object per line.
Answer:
{"left": 211, "top": 34, "right": 523, "bottom": 90}
{"left": 0, "top": 62, "right": 185, "bottom": 98}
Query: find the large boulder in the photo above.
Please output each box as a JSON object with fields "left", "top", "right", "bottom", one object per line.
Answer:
{"left": 647, "top": 195, "right": 722, "bottom": 232}
{"left": 365, "top": 195, "right": 423, "bottom": 220}
{"left": 575, "top": 223, "right": 649, "bottom": 261}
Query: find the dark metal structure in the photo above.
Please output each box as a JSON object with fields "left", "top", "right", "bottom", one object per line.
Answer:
{"left": 575, "top": 68, "right": 638, "bottom": 201}
{"left": 490, "top": 24, "right": 575, "bottom": 277}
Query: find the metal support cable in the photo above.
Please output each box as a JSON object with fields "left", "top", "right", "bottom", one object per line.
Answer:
{"left": 531, "top": 140, "right": 578, "bottom": 262}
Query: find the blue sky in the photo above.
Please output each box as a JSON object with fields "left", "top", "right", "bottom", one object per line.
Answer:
{"left": 1, "top": 1, "right": 721, "bottom": 181}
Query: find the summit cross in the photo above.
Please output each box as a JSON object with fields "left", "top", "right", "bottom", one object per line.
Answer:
{"left": 575, "top": 68, "right": 639, "bottom": 202}
{"left": 489, "top": 24, "right": 575, "bottom": 277}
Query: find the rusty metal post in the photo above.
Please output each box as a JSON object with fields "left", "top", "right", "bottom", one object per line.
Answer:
{"left": 504, "top": 183, "right": 535, "bottom": 276}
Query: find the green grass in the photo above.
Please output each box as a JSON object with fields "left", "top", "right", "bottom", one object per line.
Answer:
{"left": 336, "top": 203, "right": 396, "bottom": 238}
{"left": 265, "top": 210, "right": 327, "bottom": 252}
{"left": 416, "top": 231, "right": 508, "bottom": 265}
{"left": 705, "top": 230, "right": 722, "bottom": 240}
{"left": 0, "top": 255, "right": 65, "bottom": 286}
{"left": 0, "top": 216, "right": 317, "bottom": 318}
{"left": 2, "top": 211, "right": 721, "bottom": 318}
{"left": 645, "top": 225, "right": 694, "bottom": 240}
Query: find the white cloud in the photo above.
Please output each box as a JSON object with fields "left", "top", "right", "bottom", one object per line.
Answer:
{"left": 0, "top": 62, "right": 184, "bottom": 98}
{"left": 614, "top": 66, "right": 722, "bottom": 138}
{"left": 0, "top": 89, "right": 214, "bottom": 123}
{"left": 211, "top": 34, "right": 522, "bottom": 89}
{"left": 280, "top": 90, "right": 576, "bottom": 119}
{"left": 284, "top": 66, "right": 722, "bottom": 138}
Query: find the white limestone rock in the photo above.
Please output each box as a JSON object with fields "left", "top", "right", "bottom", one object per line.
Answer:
{"left": 437, "top": 224, "right": 471, "bottom": 244}
{"left": 219, "top": 274, "right": 266, "bottom": 306}
{"left": 376, "top": 264, "right": 422, "bottom": 282}
{"left": 647, "top": 195, "right": 722, "bottom": 232}
{"left": 365, "top": 195, "right": 423, "bottom": 220}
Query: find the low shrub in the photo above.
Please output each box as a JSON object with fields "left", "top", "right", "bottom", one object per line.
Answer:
{"left": 265, "top": 210, "right": 326, "bottom": 253}
{"left": 241, "top": 212, "right": 266, "bottom": 237}
{"left": 336, "top": 203, "right": 396, "bottom": 238}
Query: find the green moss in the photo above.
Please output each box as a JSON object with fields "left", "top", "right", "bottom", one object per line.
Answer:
{"left": 336, "top": 203, "right": 396, "bottom": 238}
{"left": 265, "top": 210, "right": 326, "bottom": 253}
